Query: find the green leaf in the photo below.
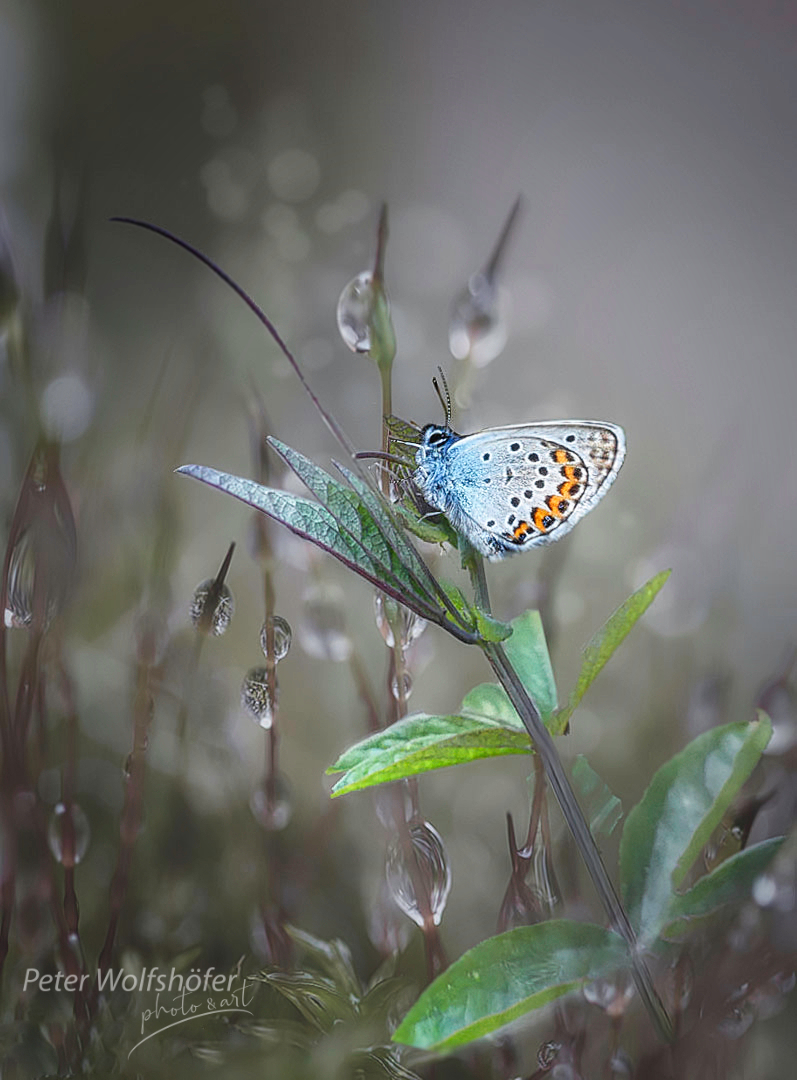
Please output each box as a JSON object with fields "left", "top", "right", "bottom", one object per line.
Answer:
{"left": 392, "top": 503, "right": 458, "bottom": 546}
{"left": 571, "top": 755, "right": 623, "bottom": 839}
{"left": 620, "top": 714, "right": 772, "bottom": 944}
{"left": 551, "top": 570, "right": 670, "bottom": 735}
{"left": 459, "top": 682, "right": 523, "bottom": 727}
{"left": 502, "top": 609, "right": 557, "bottom": 718}
{"left": 176, "top": 463, "right": 478, "bottom": 645}
{"left": 473, "top": 608, "right": 513, "bottom": 643}
{"left": 328, "top": 712, "right": 531, "bottom": 796}
{"left": 392, "top": 920, "right": 627, "bottom": 1051}
{"left": 660, "top": 837, "right": 785, "bottom": 940}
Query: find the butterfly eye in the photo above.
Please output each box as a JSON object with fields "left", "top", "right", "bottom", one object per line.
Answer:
{"left": 424, "top": 427, "right": 450, "bottom": 448}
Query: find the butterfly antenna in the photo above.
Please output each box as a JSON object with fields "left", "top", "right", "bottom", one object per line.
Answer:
{"left": 432, "top": 367, "right": 452, "bottom": 428}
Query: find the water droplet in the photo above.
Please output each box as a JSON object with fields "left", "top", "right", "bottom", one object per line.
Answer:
{"left": 448, "top": 273, "right": 508, "bottom": 367}
{"left": 550, "top": 1064, "right": 581, "bottom": 1080}
{"left": 390, "top": 671, "right": 413, "bottom": 702}
{"left": 374, "top": 593, "right": 427, "bottom": 650}
{"left": 531, "top": 842, "right": 561, "bottom": 915}
{"left": 250, "top": 776, "right": 293, "bottom": 831}
{"left": 48, "top": 802, "right": 90, "bottom": 867}
{"left": 336, "top": 271, "right": 376, "bottom": 353}
{"left": 190, "top": 579, "right": 235, "bottom": 636}
{"left": 609, "top": 1051, "right": 633, "bottom": 1077}
{"left": 753, "top": 870, "right": 795, "bottom": 912}
{"left": 259, "top": 614, "right": 292, "bottom": 664}
{"left": 367, "top": 878, "right": 412, "bottom": 954}
{"left": 750, "top": 971, "right": 796, "bottom": 1020}
{"left": 583, "top": 978, "right": 617, "bottom": 1010}
{"left": 241, "top": 668, "right": 277, "bottom": 729}
{"left": 718, "top": 1000, "right": 755, "bottom": 1039}
{"left": 374, "top": 785, "right": 413, "bottom": 830}
{"left": 385, "top": 820, "right": 451, "bottom": 928}
{"left": 537, "top": 1040, "right": 562, "bottom": 1070}
{"left": 5, "top": 507, "right": 74, "bottom": 630}
{"left": 40, "top": 374, "right": 94, "bottom": 443}
{"left": 298, "top": 583, "right": 352, "bottom": 662}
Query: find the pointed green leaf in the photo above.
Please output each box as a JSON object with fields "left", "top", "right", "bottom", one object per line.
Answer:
{"left": 392, "top": 921, "right": 628, "bottom": 1051}
{"left": 328, "top": 712, "right": 531, "bottom": 796}
{"left": 571, "top": 755, "right": 623, "bottom": 839}
{"left": 270, "top": 441, "right": 438, "bottom": 609}
{"left": 660, "top": 837, "right": 785, "bottom": 940}
{"left": 502, "top": 610, "right": 557, "bottom": 718}
{"left": 551, "top": 570, "right": 670, "bottom": 735}
{"left": 620, "top": 714, "right": 772, "bottom": 943}
{"left": 177, "top": 464, "right": 479, "bottom": 644}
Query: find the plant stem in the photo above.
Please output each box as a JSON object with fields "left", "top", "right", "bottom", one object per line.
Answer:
{"left": 483, "top": 639, "right": 673, "bottom": 1043}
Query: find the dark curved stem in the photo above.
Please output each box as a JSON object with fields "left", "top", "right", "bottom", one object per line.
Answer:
{"left": 484, "top": 640, "right": 673, "bottom": 1043}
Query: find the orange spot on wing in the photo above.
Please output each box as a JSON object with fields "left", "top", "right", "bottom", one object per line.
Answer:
{"left": 558, "top": 480, "right": 579, "bottom": 500}
{"left": 513, "top": 521, "right": 531, "bottom": 541}
{"left": 533, "top": 507, "right": 549, "bottom": 531}
{"left": 546, "top": 496, "right": 568, "bottom": 518}
{"left": 553, "top": 449, "right": 570, "bottom": 464}
{"left": 563, "top": 465, "right": 581, "bottom": 482}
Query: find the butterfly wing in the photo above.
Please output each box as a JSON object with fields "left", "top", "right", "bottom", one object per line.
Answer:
{"left": 445, "top": 422, "right": 625, "bottom": 557}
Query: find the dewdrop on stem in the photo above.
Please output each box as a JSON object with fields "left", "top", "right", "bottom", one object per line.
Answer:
{"left": 241, "top": 667, "right": 277, "bottom": 729}
{"left": 190, "top": 579, "right": 235, "bottom": 636}
{"left": 337, "top": 271, "right": 376, "bottom": 354}
{"left": 259, "top": 614, "right": 292, "bottom": 664}
{"left": 448, "top": 271, "right": 508, "bottom": 368}
{"left": 48, "top": 802, "right": 90, "bottom": 867}
{"left": 336, "top": 204, "right": 396, "bottom": 375}
{"left": 298, "top": 582, "right": 352, "bottom": 662}
{"left": 373, "top": 593, "right": 427, "bottom": 650}
{"left": 448, "top": 196, "right": 521, "bottom": 368}
{"left": 385, "top": 820, "right": 451, "bottom": 927}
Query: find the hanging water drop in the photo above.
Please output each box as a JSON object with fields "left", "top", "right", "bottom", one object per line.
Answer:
{"left": 190, "top": 579, "right": 235, "bottom": 636}
{"left": 250, "top": 775, "right": 293, "bottom": 831}
{"left": 385, "top": 820, "right": 451, "bottom": 928}
{"left": 448, "top": 272, "right": 509, "bottom": 368}
{"left": 241, "top": 668, "right": 277, "bottom": 729}
{"left": 531, "top": 840, "right": 561, "bottom": 915}
{"left": 259, "top": 614, "right": 292, "bottom": 664}
{"left": 390, "top": 670, "right": 413, "bottom": 702}
{"left": 48, "top": 802, "right": 90, "bottom": 867}
{"left": 374, "top": 593, "right": 427, "bottom": 650}
{"left": 336, "top": 271, "right": 376, "bottom": 353}
{"left": 537, "top": 1040, "right": 562, "bottom": 1070}
{"left": 298, "top": 583, "right": 352, "bottom": 662}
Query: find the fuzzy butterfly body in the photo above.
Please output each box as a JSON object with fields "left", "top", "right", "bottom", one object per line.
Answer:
{"left": 412, "top": 421, "right": 626, "bottom": 560}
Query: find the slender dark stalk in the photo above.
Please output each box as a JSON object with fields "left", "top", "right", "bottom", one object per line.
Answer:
{"left": 483, "top": 639, "right": 673, "bottom": 1043}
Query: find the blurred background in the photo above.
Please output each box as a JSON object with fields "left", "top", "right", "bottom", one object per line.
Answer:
{"left": 1, "top": 0, "right": 795, "bottom": 1074}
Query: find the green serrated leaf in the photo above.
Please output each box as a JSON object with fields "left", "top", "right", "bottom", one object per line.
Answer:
{"left": 328, "top": 712, "right": 531, "bottom": 795}
{"left": 176, "top": 464, "right": 478, "bottom": 644}
{"left": 551, "top": 570, "right": 671, "bottom": 735}
{"left": 392, "top": 920, "right": 628, "bottom": 1051}
{"left": 660, "top": 837, "right": 785, "bottom": 940}
{"left": 619, "top": 713, "right": 773, "bottom": 944}
{"left": 571, "top": 755, "right": 623, "bottom": 839}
